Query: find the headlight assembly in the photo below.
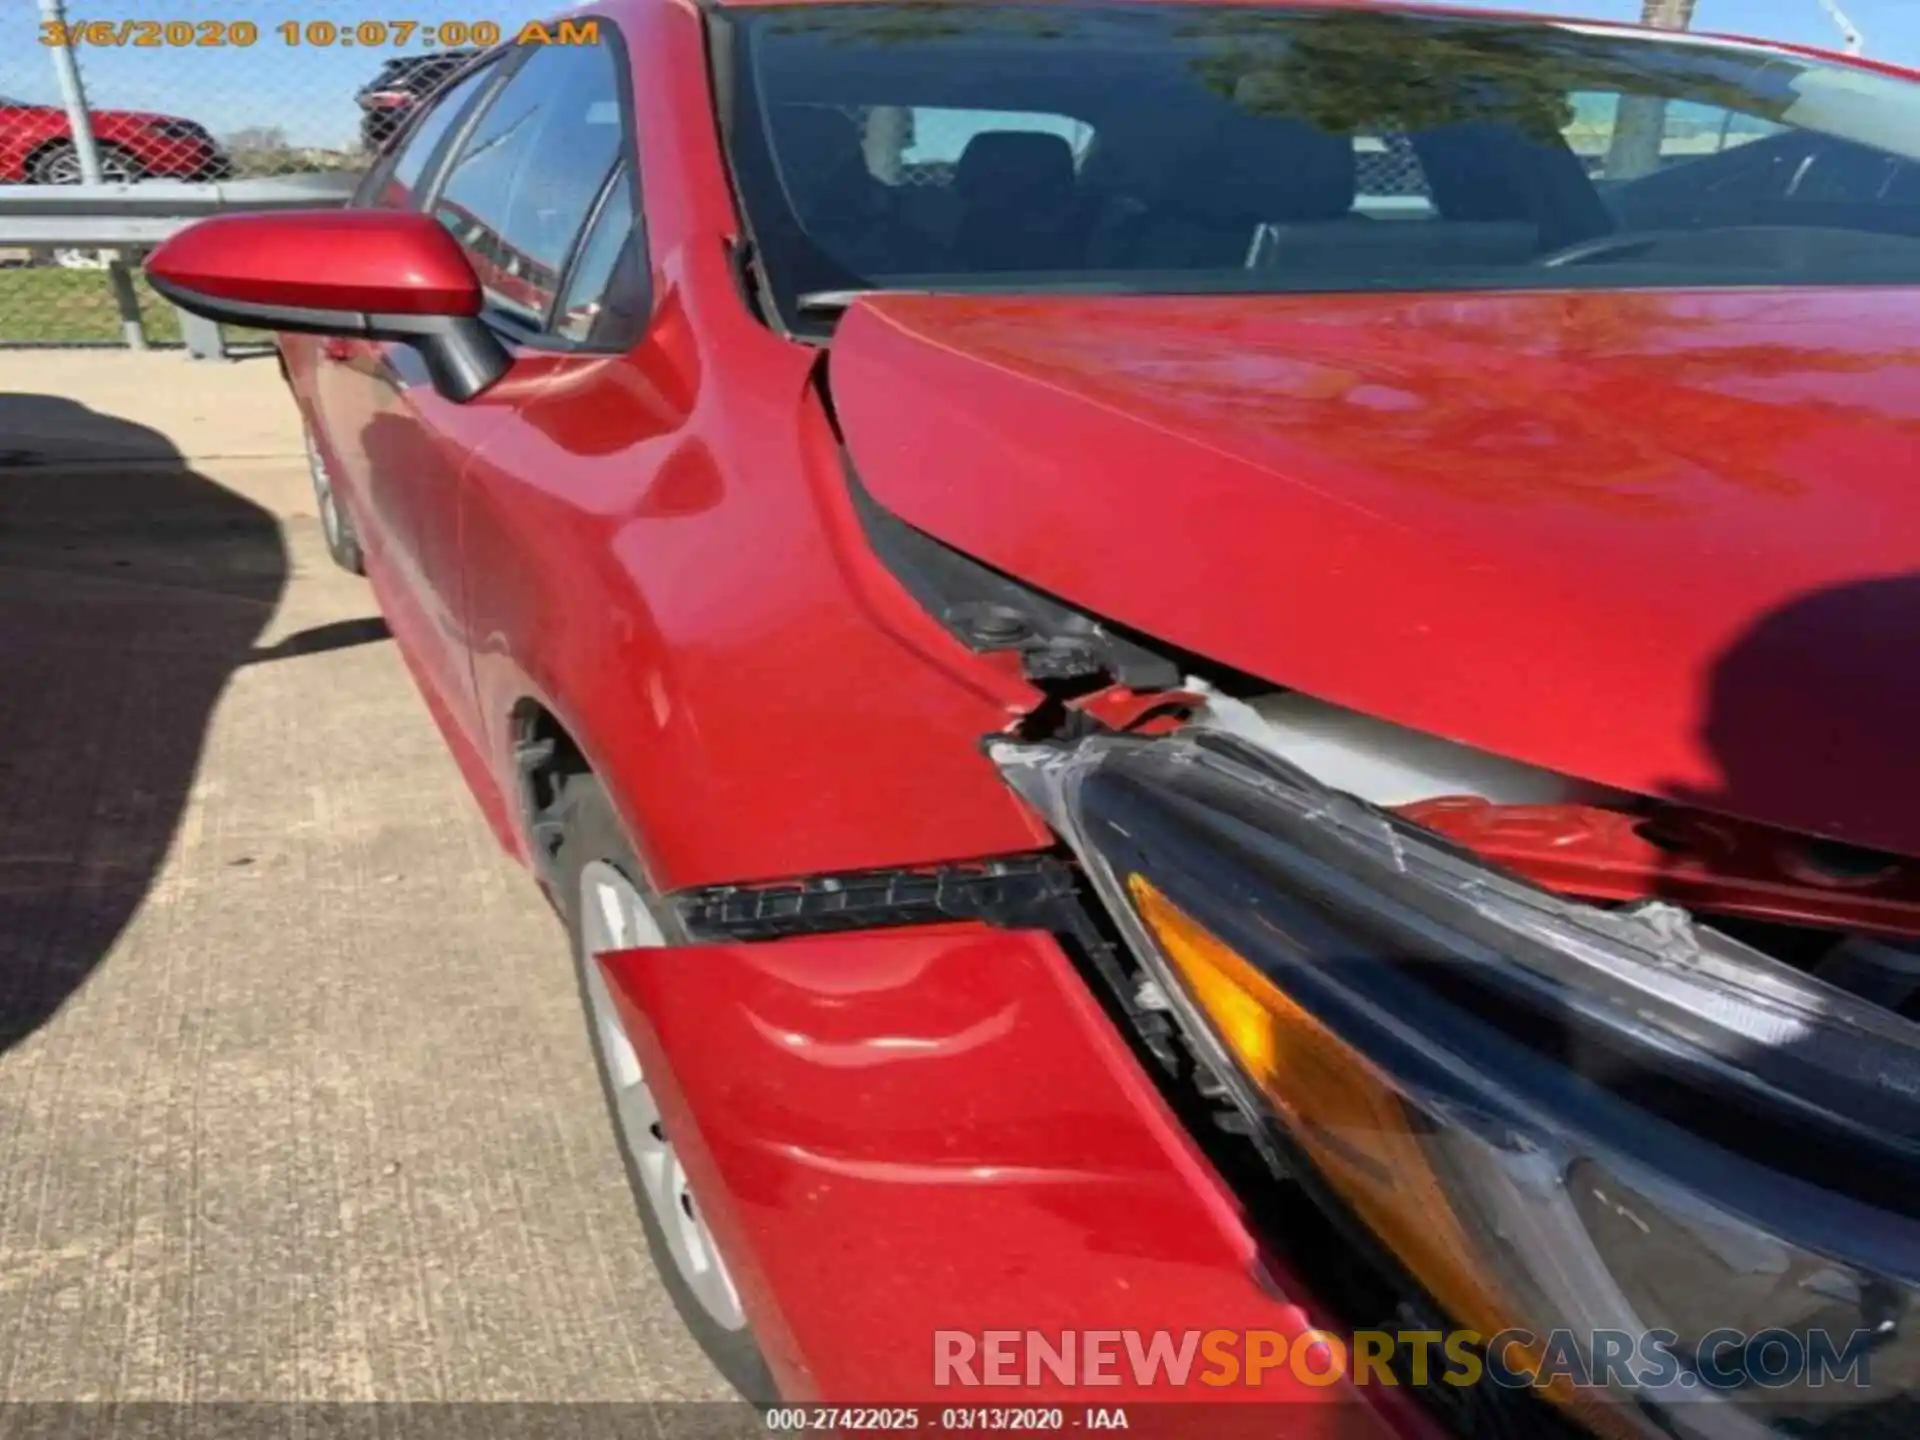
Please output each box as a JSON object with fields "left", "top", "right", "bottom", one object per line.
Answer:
{"left": 992, "top": 730, "right": 1920, "bottom": 1438}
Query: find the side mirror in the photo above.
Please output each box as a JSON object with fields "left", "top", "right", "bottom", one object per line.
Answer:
{"left": 145, "top": 210, "right": 511, "bottom": 402}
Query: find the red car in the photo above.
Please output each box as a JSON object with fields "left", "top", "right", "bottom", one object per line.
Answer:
{"left": 356, "top": 49, "right": 483, "bottom": 155}
{"left": 147, "top": 0, "right": 1920, "bottom": 1431}
{"left": 0, "top": 94, "right": 231, "bottom": 183}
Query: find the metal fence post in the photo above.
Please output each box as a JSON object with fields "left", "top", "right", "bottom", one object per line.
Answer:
{"left": 1819, "top": 0, "right": 1866, "bottom": 55}
{"left": 102, "top": 261, "right": 151, "bottom": 353}
{"left": 37, "top": 0, "right": 102, "bottom": 184}
{"left": 37, "top": 0, "right": 148, "bottom": 352}
{"left": 178, "top": 309, "right": 230, "bottom": 361}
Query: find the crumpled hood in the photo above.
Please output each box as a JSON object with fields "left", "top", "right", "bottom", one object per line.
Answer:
{"left": 831, "top": 288, "right": 1920, "bottom": 858}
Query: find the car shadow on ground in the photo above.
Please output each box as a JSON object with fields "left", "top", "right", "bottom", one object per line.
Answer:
{"left": 0, "top": 395, "right": 289, "bottom": 1055}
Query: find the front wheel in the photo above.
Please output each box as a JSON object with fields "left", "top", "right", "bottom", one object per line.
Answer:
{"left": 548, "top": 773, "right": 777, "bottom": 1401}
{"left": 31, "top": 140, "right": 140, "bottom": 186}
{"left": 302, "top": 421, "right": 365, "bottom": 575}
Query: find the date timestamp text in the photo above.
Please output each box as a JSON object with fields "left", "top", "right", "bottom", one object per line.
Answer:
{"left": 42, "top": 18, "right": 602, "bottom": 49}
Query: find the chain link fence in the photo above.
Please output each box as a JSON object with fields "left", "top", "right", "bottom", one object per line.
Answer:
{"left": 0, "top": 0, "right": 537, "bottom": 346}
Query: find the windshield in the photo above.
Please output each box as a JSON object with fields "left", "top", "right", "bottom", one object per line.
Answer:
{"left": 722, "top": 3, "right": 1920, "bottom": 333}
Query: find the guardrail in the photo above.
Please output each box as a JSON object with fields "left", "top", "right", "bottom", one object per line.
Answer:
{"left": 0, "top": 173, "right": 356, "bottom": 357}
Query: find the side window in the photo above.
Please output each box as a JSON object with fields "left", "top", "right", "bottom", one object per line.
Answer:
{"left": 1573, "top": 91, "right": 1788, "bottom": 182}
{"left": 895, "top": 106, "right": 1095, "bottom": 181}
{"left": 429, "top": 37, "right": 626, "bottom": 327}
{"left": 356, "top": 58, "right": 499, "bottom": 210}
{"left": 554, "top": 170, "right": 641, "bottom": 345}
{"left": 1353, "top": 134, "right": 1434, "bottom": 219}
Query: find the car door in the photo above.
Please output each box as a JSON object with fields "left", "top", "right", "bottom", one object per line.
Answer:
{"left": 322, "top": 39, "right": 625, "bottom": 770}
{"left": 407, "top": 37, "right": 632, "bottom": 751}
{"left": 310, "top": 53, "right": 512, "bottom": 756}
{"left": 440, "top": 25, "right": 680, "bottom": 814}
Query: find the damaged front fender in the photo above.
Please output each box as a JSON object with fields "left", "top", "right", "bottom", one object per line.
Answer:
{"left": 594, "top": 920, "right": 1417, "bottom": 1424}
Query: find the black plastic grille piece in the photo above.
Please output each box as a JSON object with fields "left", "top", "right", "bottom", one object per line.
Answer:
{"left": 672, "top": 855, "right": 1080, "bottom": 942}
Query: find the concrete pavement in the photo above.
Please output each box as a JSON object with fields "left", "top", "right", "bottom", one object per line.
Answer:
{"left": 0, "top": 353, "right": 728, "bottom": 1402}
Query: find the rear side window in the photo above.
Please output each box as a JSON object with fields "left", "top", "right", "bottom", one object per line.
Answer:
{"left": 898, "top": 106, "right": 1093, "bottom": 174}
{"left": 1577, "top": 91, "right": 1789, "bottom": 182}
{"left": 360, "top": 57, "right": 498, "bottom": 209}
{"left": 428, "top": 38, "right": 627, "bottom": 327}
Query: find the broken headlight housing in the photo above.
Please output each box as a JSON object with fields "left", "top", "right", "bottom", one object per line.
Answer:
{"left": 994, "top": 730, "right": 1920, "bottom": 1438}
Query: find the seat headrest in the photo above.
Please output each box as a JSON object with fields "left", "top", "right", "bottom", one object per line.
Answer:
{"left": 779, "top": 105, "right": 866, "bottom": 179}
{"left": 1171, "top": 113, "right": 1357, "bottom": 224}
{"left": 1410, "top": 120, "right": 1613, "bottom": 246}
{"left": 956, "top": 131, "right": 1078, "bottom": 205}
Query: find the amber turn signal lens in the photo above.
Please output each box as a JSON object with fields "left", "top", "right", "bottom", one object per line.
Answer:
{"left": 1126, "top": 875, "right": 1654, "bottom": 1437}
{"left": 1126, "top": 875, "right": 1528, "bottom": 1364}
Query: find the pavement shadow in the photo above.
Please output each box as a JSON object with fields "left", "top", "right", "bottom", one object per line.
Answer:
{"left": 0, "top": 395, "right": 287, "bottom": 1053}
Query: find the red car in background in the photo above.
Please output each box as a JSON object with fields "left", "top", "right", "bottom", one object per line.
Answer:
{"left": 0, "top": 94, "right": 231, "bottom": 183}
{"left": 356, "top": 49, "right": 483, "bottom": 154}
{"left": 147, "top": 1, "right": 1920, "bottom": 1432}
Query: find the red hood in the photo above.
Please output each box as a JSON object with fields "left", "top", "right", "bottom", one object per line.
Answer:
{"left": 831, "top": 288, "right": 1920, "bottom": 858}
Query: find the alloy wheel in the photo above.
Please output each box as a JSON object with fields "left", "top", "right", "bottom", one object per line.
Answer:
{"left": 577, "top": 860, "right": 747, "bottom": 1332}
{"left": 41, "top": 151, "right": 136, "bottom": 185}
{"left": 303, "top": 426, "right": 344, "bottom": 551}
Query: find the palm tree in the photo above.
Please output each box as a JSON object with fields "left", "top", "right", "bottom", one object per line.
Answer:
{"left": 1603, "top": 0, "right": 1698, "bottom": 178}
{"left": 1638, "top": 0, "right": 1698, "bottom": 28}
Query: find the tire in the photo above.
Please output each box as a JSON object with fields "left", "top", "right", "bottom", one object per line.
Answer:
{"left": 547, "top": 773, "right": 778, "bottom": 1402}
{"left": 31, "top": 141, "right": 141, "bottom": 186}
{"left": 302, "top": 421, "right": 366, "bottom": 575}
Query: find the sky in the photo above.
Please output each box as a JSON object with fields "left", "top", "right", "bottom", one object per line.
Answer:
{"left": 0, "top": 0, "right": 1913, "bottom": 149}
